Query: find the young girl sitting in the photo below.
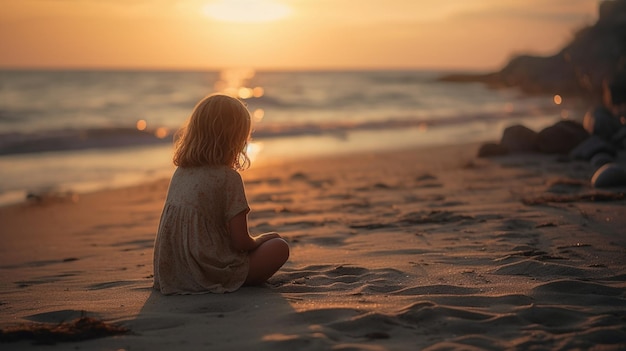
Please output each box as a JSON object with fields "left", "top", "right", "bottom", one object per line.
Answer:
{"left": 153, "top": 94, "right": 290, "bottom": 294}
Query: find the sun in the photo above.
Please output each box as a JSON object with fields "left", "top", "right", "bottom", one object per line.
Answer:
{"left": 203, "top": 0, "right": 292, "bottom": 23}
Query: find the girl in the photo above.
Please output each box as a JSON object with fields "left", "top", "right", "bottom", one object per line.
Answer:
{"left": 153, "top": 94, "right": 289, "bottom": 294}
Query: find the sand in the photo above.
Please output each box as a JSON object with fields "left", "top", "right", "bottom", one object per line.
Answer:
{"left": 1, "top": 142, "right": 625, "bottom": 350}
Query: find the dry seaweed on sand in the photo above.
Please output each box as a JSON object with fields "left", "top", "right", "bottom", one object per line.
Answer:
{"left": 0, "top": 317, "right": 129, "bottom": 345}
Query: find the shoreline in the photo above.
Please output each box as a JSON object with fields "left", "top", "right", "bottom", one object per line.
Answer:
{"left": 0, "top": 137, "right": 481, "bottom": 208}
{"left": 1, "top": 141, "right": 625, "bottom": 350}
{"left": 0, "top": 110, "right": 566, "bottom": 208}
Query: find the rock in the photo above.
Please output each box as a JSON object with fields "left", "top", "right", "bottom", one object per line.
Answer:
{"left": 437, "top": 0, "right": 626, "bottom": 100}
{"left": 500, "top": 124, "right": 538, "bottom": 153}
{"left": 590, "top": 152, "right": 615, "bottom": 168}
{"left": 583, "top": 106, "right": 622, "bottom": 140}
{"left": 536, "top": 120, "right": 590, "bottom": 154}
{"left": 605, "top": 70, "right": 626, "bottom": 107}
{"left": 591, "top": 163, "right": 626, "bottom": 188}
{"left": 611, "top": 126, "right": 626, "bottom": 149}
{"left": 570, "top": 135, "right": 617, "bottom": 160}
{"left": 477, "top": 142, "right": 509, "bottom": 157}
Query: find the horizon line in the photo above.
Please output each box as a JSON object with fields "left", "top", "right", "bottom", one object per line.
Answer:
{"left": 0, "top": 65, "right": 497, "bottom": 73}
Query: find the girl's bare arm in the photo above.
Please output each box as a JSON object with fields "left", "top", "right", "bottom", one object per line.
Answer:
{"left": 229, "top": 211, "right": 281, "bottom": 252}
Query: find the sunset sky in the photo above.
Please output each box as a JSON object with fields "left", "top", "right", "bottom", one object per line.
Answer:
{"left": 0, "top": 0, "right": 602, "bottom": 71}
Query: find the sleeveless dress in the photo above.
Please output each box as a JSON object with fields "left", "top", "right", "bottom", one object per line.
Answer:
{"left": 153, "top": 166, "right": 250, "bottom": 294}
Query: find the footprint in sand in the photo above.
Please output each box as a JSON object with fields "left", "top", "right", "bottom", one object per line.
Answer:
{"left": 271, "top": 265, "right": 408, "bottom": 294}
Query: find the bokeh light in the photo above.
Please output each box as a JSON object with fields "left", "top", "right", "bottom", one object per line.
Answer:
{"left": 238, "top": 87, "right": 253, "bottom": 99}
{"left": 136, "top": 119, "right": 147, "bottom": 131}
{"left": 252, "top": 87, "right": 264, "bottom": 98}
{"left": 155, "top": 127, "right": 169, "bottom": 139}
{"left": 252, "top": 109, "right": 265, "bottom": 123}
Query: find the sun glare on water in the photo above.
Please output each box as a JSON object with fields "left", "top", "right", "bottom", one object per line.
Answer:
{"left": 203, "top": 0, "right": 292, "bottom": 23}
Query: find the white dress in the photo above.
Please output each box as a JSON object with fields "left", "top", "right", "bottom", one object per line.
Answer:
{"left": 153, "top": 166, "right": 250, "bottom": 294}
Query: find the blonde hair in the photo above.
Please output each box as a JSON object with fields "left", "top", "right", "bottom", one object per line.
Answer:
{"left": 173, "top": 94, "right": 251, "bottom": 170}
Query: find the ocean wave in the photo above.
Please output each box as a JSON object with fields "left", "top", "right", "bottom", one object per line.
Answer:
{"left": 0, "top": 109, "right": 23, "bottom": 123}
{"left": 0, "top": 128, "right": 174, "bottom": 156}
{"left": 363, "top": 71, "right": 441, "bottom": 85}
{"left": 0, "top": 107, "right": 561, "bottom": 156}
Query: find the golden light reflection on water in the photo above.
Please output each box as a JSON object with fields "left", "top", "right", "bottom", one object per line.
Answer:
{"left": 238, "top": 87, "right": 254, "bottom": 99}
{"left": 213, "top": 68, "right": 258, "bottom": 98}
{"left": 215, "top": 68, "right": 266, "bottom": 164}
{"left": 246, "top": 141, "right": 263, "bottom": 164}
{"left": 134, "top": 69, "right": 264, "bottom": 145}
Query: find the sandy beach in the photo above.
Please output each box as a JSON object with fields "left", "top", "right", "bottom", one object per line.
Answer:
{"left": 1, "top": 142, "right": 625, "bottom": 350}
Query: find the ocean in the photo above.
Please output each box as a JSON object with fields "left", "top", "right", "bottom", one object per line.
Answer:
{"left": 0, "top": 69, "right": 579, "bottom": 205}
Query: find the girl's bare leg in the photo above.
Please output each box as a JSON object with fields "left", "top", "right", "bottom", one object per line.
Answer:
{"left": 245, "top": 238, "right": 290, "bottom": 286}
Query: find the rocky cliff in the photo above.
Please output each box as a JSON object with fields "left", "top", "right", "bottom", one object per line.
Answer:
{"left": 440, "top": 0, "right": 626, "bottom": 103}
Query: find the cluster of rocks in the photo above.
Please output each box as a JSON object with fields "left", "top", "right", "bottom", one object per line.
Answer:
{"left": 446, "top": 0, "right": 626, "bottom": 188}
{"left": 478, "top": 109, "right": 626, "bottom": 188}
{"left": 478, "top": 60, "right": 626, "bottom": 188}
